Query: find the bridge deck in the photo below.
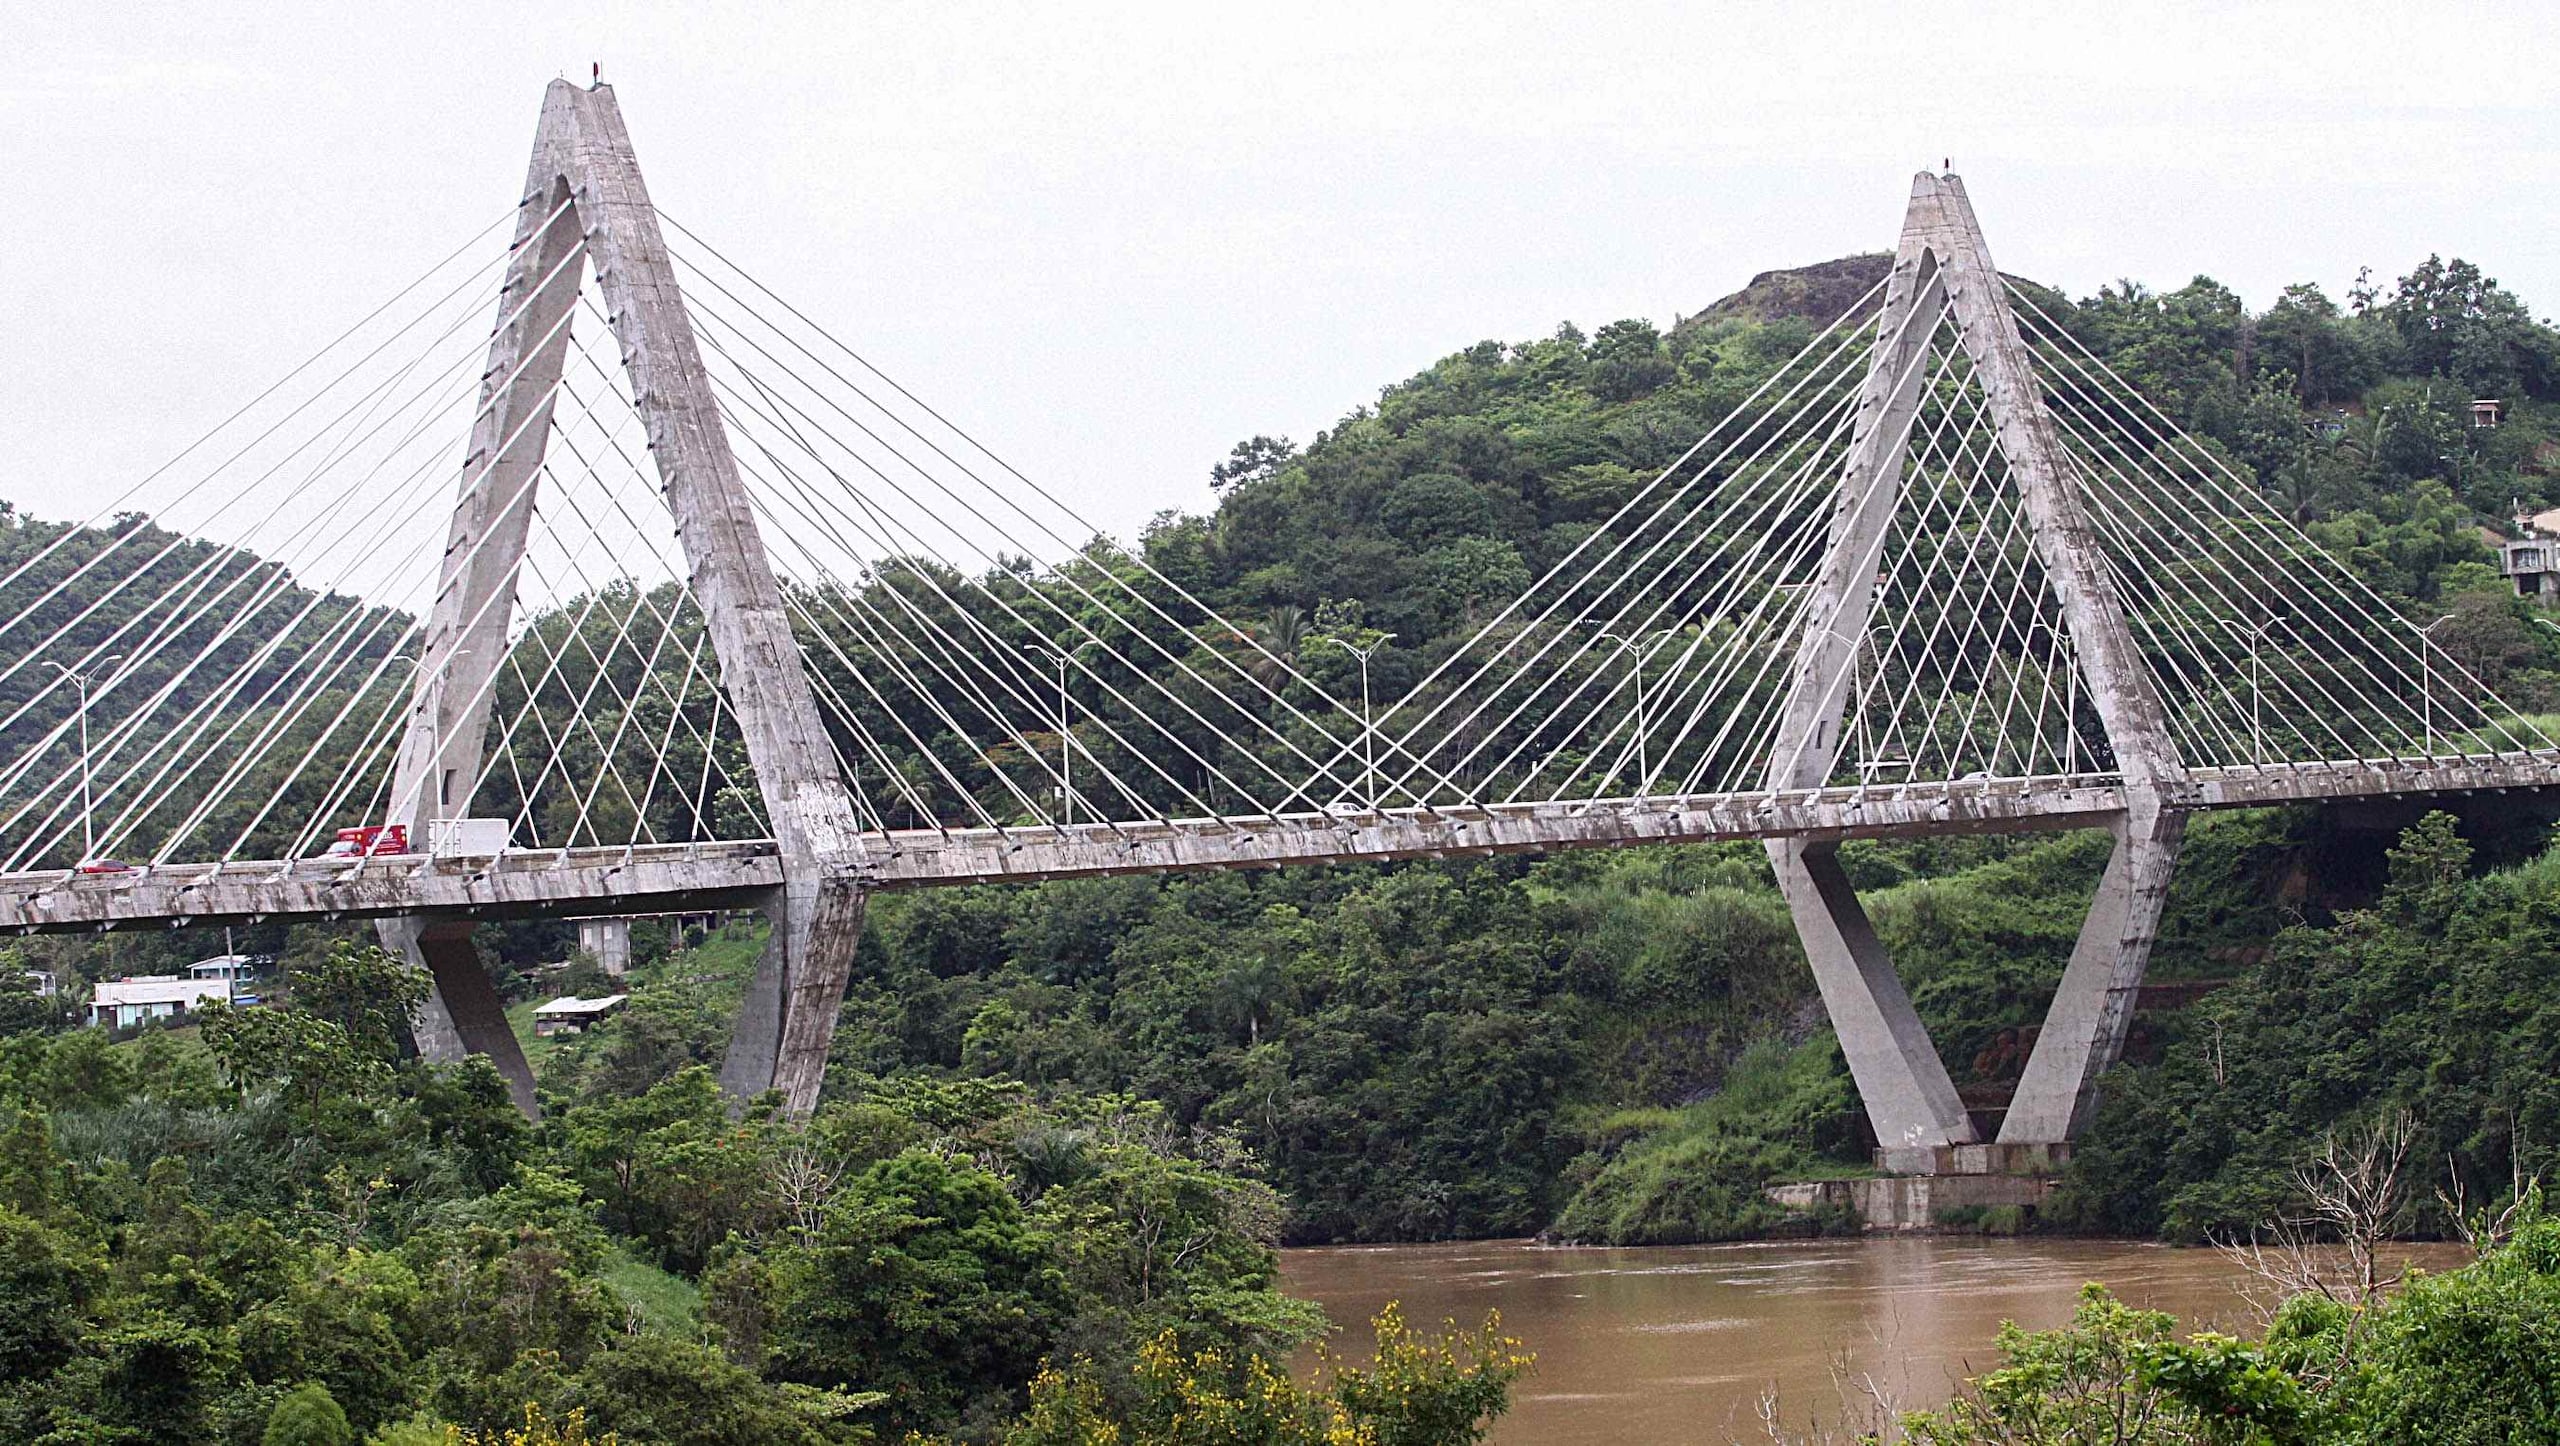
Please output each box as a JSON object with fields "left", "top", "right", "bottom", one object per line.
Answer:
{"left": 3, "top": 755, "right": 2552, "bottom": 933}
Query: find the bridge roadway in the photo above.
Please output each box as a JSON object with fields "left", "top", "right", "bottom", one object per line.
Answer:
{"left": 3, "top": 753, "right": 2552, "bottom": 935}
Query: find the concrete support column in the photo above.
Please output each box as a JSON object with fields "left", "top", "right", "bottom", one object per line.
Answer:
{"left": 559, "top": 82, "right": 871, "bottom": 1115}
{"left": 719, "top": 880, "right": 867, "bottom": 1114}
{"left": 1926, "top": 172, "right": 2191, "bottom": 1146}
{"left": 1999, "top": 804, "right": 2185, "bottom": 1143}
{"left": 1768, "top": 838, "right": 1976, "bottom": 1154}
{"left": 1761, "top": 173, "right": 2190, "bottom": 1166}
{"left": 384, "top": 917, "right": 538, "bottom": 1117}
{"left": 576, "top": 917, "right": 632, "bottom": 978}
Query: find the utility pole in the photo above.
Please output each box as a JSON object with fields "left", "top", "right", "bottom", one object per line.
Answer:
{"left": 43, "top": 656, "right": 122, "bottom": 864}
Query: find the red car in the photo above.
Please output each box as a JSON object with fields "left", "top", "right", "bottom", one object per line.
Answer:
{"left": 323, "top": 824, "right": 411, "bottom": 859}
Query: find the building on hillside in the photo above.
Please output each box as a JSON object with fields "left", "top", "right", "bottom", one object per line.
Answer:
{"left": 24, "top": 970, "right": 56, "bottom": 998}
{"left": 531, "top": 994, "right": 628, "bottom": 1038}
{"left": 186, "top": 955, "right": 261, "bottom": 985}
{"left": 2503, "top": 510, "right": 2560, "bottom": 602}
{"left": 2501, "top": 537, "right": 2560, "bottom": 601}
{"left": 2473, "top": 398, "right": 2507, "bottom": 428}
{"left": 89, "top": 976, "right": 232, "bottom": 1030}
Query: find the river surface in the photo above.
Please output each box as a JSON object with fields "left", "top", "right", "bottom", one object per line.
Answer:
{"left": 1279, "top": 1236, "right": 2465, "bottom": 1444}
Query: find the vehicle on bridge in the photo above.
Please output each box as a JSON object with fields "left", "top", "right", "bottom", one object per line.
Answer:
{"left": 323, "top": 824, "right": 411, "bottom": 859}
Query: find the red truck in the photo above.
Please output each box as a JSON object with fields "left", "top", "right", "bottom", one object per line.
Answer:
{"left": 323, "top": 824, "right": 410, "bottom": 858}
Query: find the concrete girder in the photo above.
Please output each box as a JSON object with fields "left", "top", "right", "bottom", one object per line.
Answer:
{"left": 8, "top": 761, "right": 2560, "bottom": 936}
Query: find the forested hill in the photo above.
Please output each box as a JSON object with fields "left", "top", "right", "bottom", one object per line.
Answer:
{"left": 889, "top": 248, "right": 2560, "bottom": 1249}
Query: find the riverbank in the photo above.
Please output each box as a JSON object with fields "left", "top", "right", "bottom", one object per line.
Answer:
{"left": 1279, "top": 1236, "right": 2469, "bottom": 1445}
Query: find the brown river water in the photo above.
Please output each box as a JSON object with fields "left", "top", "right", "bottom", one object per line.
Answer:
{"left": 1280, "top": 1236, "right": 2467, "bottom": 1444}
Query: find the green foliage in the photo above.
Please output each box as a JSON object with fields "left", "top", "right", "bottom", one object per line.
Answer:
{"left": 766, "top": 1147, "right": 1066, "bottom": 1433}
{"left": 2270, "top": 1213, "right": 2560, "bottom": 1443}
{"left": 1906, "top": 1209, "right": 2560, "bottom": 1444}
{"left": 1901, "top": 1284, "right": 2311, "bottom": 1445}
{"left": 2054, "top": 813, "right": 2560, "bottom": 1241}
{"left": 1549, "top": 1038, "right": 1854, "bottom": 1243}
{"left": 989, "top": 1305, "right": 1528, "bottom": 1446}
{"left": 0, "top": 1205, "right": 99, "bottom": 1381}
{"left": 0, "top": 955, "right": 63, "bottom": 1040}
{"left": 565, "top": 1334, "right": 860, "bottom": 1446}
{"left": 264, "top": 1381, "right": 355, "bottom": 1446}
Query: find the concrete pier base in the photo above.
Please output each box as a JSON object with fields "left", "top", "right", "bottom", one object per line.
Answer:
{"left": 1770, "top": 1172, "right": 2057, "bottom": 1232}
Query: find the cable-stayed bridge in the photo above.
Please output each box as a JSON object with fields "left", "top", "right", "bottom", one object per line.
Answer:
{"left": 3, "top": 82, "right": 2552, "bottom": 1160}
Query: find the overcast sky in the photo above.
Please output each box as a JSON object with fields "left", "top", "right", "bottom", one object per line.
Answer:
{"left": 8, "top": 1, "right": 2557, "bottom": 552}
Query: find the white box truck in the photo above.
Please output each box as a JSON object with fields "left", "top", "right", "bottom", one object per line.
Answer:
{"left": 426, "top": 817, "right": 513, "bottom": 858}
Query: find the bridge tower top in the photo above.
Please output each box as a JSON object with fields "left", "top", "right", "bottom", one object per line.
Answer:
{"left": 383, "top": 80, "right": 868, "bottom": 1115}
{"left": 1768, "top": 170, "right": 2181, "bottom": 803}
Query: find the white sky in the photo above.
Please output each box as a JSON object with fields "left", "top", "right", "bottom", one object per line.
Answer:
{"left": 7, "top": 1, "right": 2557, "bottom": 554}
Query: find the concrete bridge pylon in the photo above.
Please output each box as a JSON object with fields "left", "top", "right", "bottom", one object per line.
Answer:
{"left": 1765, "top": 172, "right": 2189, "bottom": 1163}
{"left": 381, "top": 80, "right": 867, "bottom": 1118}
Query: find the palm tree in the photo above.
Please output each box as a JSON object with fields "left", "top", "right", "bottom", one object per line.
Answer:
{"left": 1239, "top": 605, "right": 1307, "bottom": 691}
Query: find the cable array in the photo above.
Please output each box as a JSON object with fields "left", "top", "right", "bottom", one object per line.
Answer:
{"left": 0, "top": 201, "right": 764, "bottom": 870}
{"left": 2006, "top": 282, "right": 2555, "bottom": 769}
{"left": 1374, "top": 286, "right": 2092, "bottom": 806}
{"left": 663, "top": 220, "right": 1403, "bottom": 838}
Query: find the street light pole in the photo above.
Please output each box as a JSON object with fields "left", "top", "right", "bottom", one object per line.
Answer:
{"left": 2419, "top": 615, "right": 2456, "bottom": 757}
{"left": 1024, "top": 643, "right": 1089, "bottom": 826}
{"left": 2240, "top": 622, "right": 2266, "bottom": 764}
{"left": 1596, "top": 629, "right": 1671, "bottom": 801}
{"left": 1311, "top": 634, "right": 1395, "bottom": 810}
{"left": 43, "top": 656, "right": 122, "bottom": 863}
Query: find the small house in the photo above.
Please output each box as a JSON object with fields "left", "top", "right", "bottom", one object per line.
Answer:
{"left": 2472, "top": 399, "right": 2506, "bottom": 429}
{"left": 2503, "top": 538, "right": 2560, "bottom": 600}
{"left": 187, "top": 955, "right": 261, "bottom": 985}
{"left": 89, "top": 976, "right": 232, "bottom": 1030}
{"left": 531, "top": 994, "right": 628, "bottom": 1038}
